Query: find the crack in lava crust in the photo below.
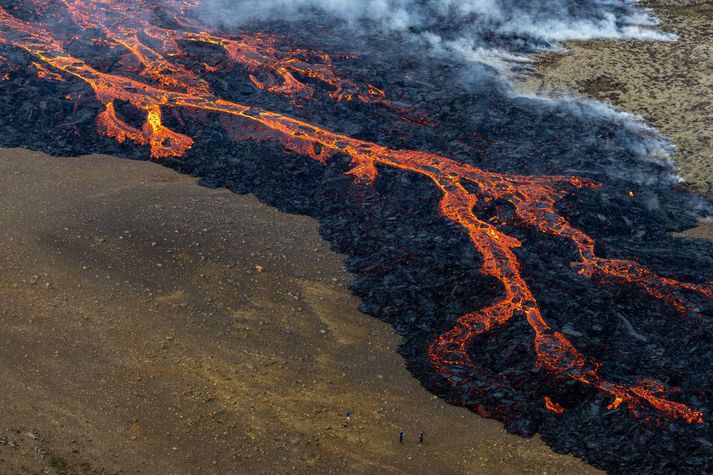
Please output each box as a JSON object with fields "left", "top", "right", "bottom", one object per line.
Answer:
{"left": 1, "top": 0, "right": 711, "bottom": 425}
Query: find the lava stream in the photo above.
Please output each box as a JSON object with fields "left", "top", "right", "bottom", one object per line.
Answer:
{"left": 0, "top": 2, "right": 710, "bottom": 424}
{"left": 58, "top": 0, "right": 387, "bottom": 105}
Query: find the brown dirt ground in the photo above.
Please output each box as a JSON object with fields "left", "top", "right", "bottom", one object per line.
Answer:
{"left": 521, "top": 0, "right": 713, "bottom": 196}
{"left": 0, "top": 148, "right": 598, "bottom": 474}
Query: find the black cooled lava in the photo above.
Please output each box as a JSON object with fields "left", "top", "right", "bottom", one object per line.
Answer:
{"left": 1, "top": 1, "right": 713, "bottom": 473}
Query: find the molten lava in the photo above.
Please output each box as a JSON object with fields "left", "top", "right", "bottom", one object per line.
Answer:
{"left": 32, "top": 61, "right": 64, "bottom": 81}
{"left": 544, "top": 397, "right": 565, "bottom": 414}
{"left": 0, "top": 0, "right": 710, "bottom": 425}
{"left": 56, "top": 0, "right": 387, "bottom": 106}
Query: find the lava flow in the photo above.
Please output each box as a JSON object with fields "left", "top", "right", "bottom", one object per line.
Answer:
{"left": 55, "top": 0, "right": 388, "bottom": 105}
{"left": 1, "top": 0, "right": 711, "bottom": 426}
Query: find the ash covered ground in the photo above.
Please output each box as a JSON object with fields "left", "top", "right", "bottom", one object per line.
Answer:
{"left": 1, "top": 1, "right": 713, "bottom": 473}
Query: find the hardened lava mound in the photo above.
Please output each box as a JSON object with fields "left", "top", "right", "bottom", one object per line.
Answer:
{"left": 1, "top": 1, "right": 713, "bottom": 473}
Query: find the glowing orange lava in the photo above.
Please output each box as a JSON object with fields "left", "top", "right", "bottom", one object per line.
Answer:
{"left": 57, "top": 0, "right": 388, "bottom": 106}
{"left": 0, "top": 1, "right": 710, "bottom": 424}
{"left": 544, "top": 396, "right": 565, "bottom": 414}
{"left": 0, "top": 53, "right": 16, "bottom": 81}
{"left": 32, "top": 61, "right": 64, "bottom": 81}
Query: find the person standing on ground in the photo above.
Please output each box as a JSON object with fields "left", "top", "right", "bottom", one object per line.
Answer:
{"left": 419, "top": 432, "right": 424, "bottom": 445}
{"left": 345, "top": 409, "right": 351, "bottom": 424}
{"left": 399, "top": 431, "right": 404, "bottom": 444}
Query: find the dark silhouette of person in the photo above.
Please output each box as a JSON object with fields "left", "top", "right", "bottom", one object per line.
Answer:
{"left": 399, "top": 431, "right": 404, "bottom": 444}
{"left": 345, "top": 409, "right": 351, "bottom": 423}
{"left": 419, "top": 432, "right": 424, "bottom": 445}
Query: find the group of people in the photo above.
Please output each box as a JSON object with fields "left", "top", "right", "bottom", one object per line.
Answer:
{"left": 344, "top": 409, "right": 424, "bottom": 445}
{"left": 399, "top": 430, "right": 424, "bottom": 445}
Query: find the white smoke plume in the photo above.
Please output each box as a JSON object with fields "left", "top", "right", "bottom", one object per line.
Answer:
{"left": 193, "top": 0, "right": 686, "bottom": 187}
{"left": 196, "top": 0, "right": 673, "bottom": 70}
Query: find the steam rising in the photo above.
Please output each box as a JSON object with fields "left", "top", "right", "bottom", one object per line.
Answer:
{"left": 195, "top": 0, "right": 680, "bottom": 181}
{"left": 198, "top": 0, "right": 672, "bottom": 68}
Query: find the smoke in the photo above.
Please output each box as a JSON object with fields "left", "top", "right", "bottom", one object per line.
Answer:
{"left": 192, "top": 0, "right": 686, "bottom": 188}
{"left": 196, "top": 0, "right": 673, "bottom": 69}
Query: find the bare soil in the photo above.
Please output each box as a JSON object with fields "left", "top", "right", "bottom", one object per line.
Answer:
{"left": 0, "top": 149, "right": 597, "bottom": 474}
{"left": 521, "top": 0, "right": 713, "bottom": 196}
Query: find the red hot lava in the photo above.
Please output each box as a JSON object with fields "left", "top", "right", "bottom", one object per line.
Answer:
{"left": 0, "top": 0, "right": 711, "bottom": 424}
{"left": 544, "top": 397, "right": 565, "bottom": 415}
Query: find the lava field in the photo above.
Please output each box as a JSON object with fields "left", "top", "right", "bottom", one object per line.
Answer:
{"left": 1, "top": 1, "right": 713, "bottom": 473}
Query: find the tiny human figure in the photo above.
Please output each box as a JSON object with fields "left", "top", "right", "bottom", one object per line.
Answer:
{"left": 418, "top": 432, "right": 424, "bottom": 445}
{"left": 399, "top": 431, "right": 404, "bottom": 444}
{"left": 345, "top": 409, "right": 351, "bottom": 424}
